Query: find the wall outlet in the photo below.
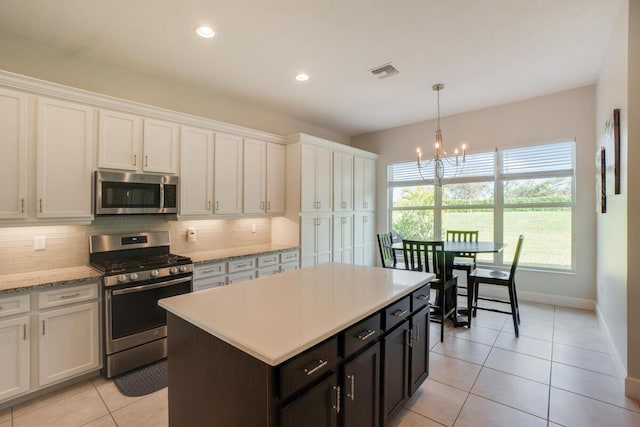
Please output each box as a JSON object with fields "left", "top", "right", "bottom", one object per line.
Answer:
{"left": 187, "top": 227, "right": 196, "bottom": 242}
{"left": 251, "top": 223, "right": 256, "bottom": 233}
{"left": 34, "top": 235, "right": 46, "bottom": 251}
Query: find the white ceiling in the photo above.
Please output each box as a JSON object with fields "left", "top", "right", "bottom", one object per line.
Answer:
{"left": 0, "top": 0, "right": 622, "bottom": 136}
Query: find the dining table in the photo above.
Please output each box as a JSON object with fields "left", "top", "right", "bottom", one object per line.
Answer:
{"left": 391, "top": 240, "right": 506, "bottom": 327}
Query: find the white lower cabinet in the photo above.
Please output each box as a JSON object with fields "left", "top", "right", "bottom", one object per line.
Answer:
{"left": 0, "top": 315, "right": 30, "bottom": 402}
{"left": 38, "top": 301, "right": 99, "bottom": 387}
{"left": 333, "top": 214, "right": 354, "bottom": 264}
{"left": 354, "top": 212, "right": 376, "bottom": 266}
{"left": 301, "top": 215, "right": 332, "bottom": 268}
{"left": 193, "top": 262, "right": 226, "bottom": 292}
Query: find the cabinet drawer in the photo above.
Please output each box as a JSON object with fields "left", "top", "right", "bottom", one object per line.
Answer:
{"left": 38, "top": 283, "right": 99, "bottom": 310}
{"left": 279, "top": 336, "right": 338, "bottom": 400}
{"left": 280, "top": 250, "right": 299, "bottom": 264}
{"left": 193, "top": 277, "right": 226, "bottom": 292}
{"left": 227, "top": 271, "right": 255, "bottom": 284}
{"left": 257, "top": 254, "right": 279, "bottom": 267}
{"left": 194, "top": 262, "right": 225, "bottom": 279}
{"left": 384, "top": 296, "right": 411, "bottom": 331}
{"left": 342, "top": 312, "right": 381, "bottom": 358}
{"left": 257, "top": 265, "right": 280, "bottom": 277}
{"left": 280, "top": 262, "right": 299, "bottom": 273}
{"left": 227, "top": 257, "right": 256, "bottom": 273}
{"left": 411, "top": 284, "right": 431, "bottom": 312}
{"left": 0, "top": 293, "right": 30, "bottom": 319}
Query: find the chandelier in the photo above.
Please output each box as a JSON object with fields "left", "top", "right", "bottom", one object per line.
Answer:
{"left": 416, "top": 83, "right": 466, "bottom": 185}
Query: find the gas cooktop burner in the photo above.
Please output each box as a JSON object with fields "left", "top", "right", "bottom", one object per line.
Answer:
{"left": 91, "top": 253, "right": 192, "bottom": 275}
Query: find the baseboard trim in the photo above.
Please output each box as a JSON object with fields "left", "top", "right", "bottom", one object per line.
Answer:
{"left": 625, "top": 376, "right": 640, "bottom": 400}
{"left": 595, "top": 304, "right": 628, "bottom": 381}
{"left": 476, "top": 288, "right": 595, "bottom": 310}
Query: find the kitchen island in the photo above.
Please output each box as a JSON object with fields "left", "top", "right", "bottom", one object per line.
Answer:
{"left": 159, "top": 263, "right": 434, "bottom": 427}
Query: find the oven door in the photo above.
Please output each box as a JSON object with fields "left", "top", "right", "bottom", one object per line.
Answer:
{"left": 105, "top": 275, "right": 192, "bottom": 355}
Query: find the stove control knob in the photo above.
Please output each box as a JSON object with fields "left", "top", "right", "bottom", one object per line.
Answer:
{"left": 179, "top": 265, "right": 188, "bottom": 273}
{"left": 169, "top": 267, "right": 178, "bottom": 274}
{"left": 118, "top": 275, "right": 128, "bottom": 283}
{"left": 150, "top": 269, "right": 160, "bottom": 278}
{"left": 129, "top": 273, "right": 139, "bottom": 281}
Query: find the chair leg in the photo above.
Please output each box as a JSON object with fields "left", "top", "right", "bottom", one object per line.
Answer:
{"left": 440, "top": 288, "right": 445, "bottom": 342}
{"left": 467, "top": 279, "right": 473, "bottom": 328}
{"left": 473, "top": 282, "right": 479, "bottom": 317}
{"left": 507, "top": 283, "right": 519, "bottom": 337}
{"left": 512, "top": 280, "right": 521, "bottom": 324}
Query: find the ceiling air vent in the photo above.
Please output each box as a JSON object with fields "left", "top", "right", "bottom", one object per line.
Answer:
{"left": 369, "top": 63, "right": 399, "bottom": 79}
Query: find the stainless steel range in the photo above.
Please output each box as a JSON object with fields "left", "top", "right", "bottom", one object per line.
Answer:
{"left": 89, "top": 231, "right": 193, "bottom": 378}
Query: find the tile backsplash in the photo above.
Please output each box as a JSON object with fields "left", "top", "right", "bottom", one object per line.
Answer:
{"left": 0, "top": 216, "right": 272, "bottom": 276}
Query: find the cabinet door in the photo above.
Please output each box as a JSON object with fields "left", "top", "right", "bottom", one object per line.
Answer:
{"left": 300, "top": 144, "right": 317, "bottom": 212}
{"left": 343, "top": 342, "right": 380, "bottom": 427}
{"left": 316, "top": 216, "right": 333, "bottom": 265}
{"left": 36, "top": 97, "right": 94, "bottom": 219}
{"left": 38, "top": 301, "right": 99, "bottom": 387}
{"left": 280, "top": 373, "right": 338, "bottom": 427}
{"left": 315, "top": 146, "right": 333, "bottom": 212}
{"left": 333, "top": 214, "right": 353, "bottom": 264}
{"left": 143, "top": 118, "right": 179, "bottom": 174}
{"left": 409, "top": 306, "right": 430, "bottom": 395}
{"left": 98, "top": 109, "right": 140, "bottom": 171}
{"left": 214, "top": 132, "right": 243, "bottom": 215}
{"left": 0, "top": 316, "right": 30, "bottom": 402}
{"left": 266, "top": 142, "right": 285, "bottom": 214}
{"left": 0, "top": 88, "right": 28, "bottom": 219}
{"left": 180, "top": 126, "right": 214, "bottom": 216}
{"left": 382, "top": 321, "right": 410, "bottom": 426}
{"left": 333, "top": 151, "right": 353, "bottom": 211}
{"left": 301, "top": 215, "right": 332, "bottom": 267}
{"left": 353, "top": 212, "right": 375, "bottom": 266}
{"left": 354, "top": 156, "right": 375, "bottom": 211}
{"left": 243, "top": 138, "right": 266, "bottom": 214}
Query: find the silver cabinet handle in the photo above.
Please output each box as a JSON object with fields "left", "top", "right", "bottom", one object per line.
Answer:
{"left": 60, "top": 293, "right": 80, "bottom": 300}
{"left": 42, "top": 320, "right": 46, "bottom": 335}
{"left": 417, "top": 294, "right": 429, "bottom": 301}
{"left": 393, "top": 309, "right": 408, "bottom": 318}
{"left": 267, "top": 201, "right": 271, "bottom": 211}
{"left": 21, "top": 198, "right": 24, "bottom": 213}
{"left": 207, "top": 200, "right": 211, "bottom": 210}
{"left": 357, "top": 329, "right": 376, "bottom": 341}
{"left": 405, "top": 328, "right": 412, "bottom": 348}
{"left": 346, "top": 374, "right": 355, "bottom": 401}
{"left": 202, "top": 268, "right": 221, "bottom": 274}
{"left": 39, "top": 199, "right": 43, "bottom": 213}
{"left": 414, "top": 323, "right": 420, "bottom": 342}
{"left": 23, "top": 324, "right": 27, "bottom": 340}
{"left": 133, "top": 154, "right": 137, "bottom": 166}
{"left": 144, "top": 155, "right": 149, "bottom": 167}
{"left": 260, "top": 201, "right": 265, "bottom": 210}
{"left": 332, "top": 385, "right": 341, "bottom": 413}
{"left": 303, "top": 359, "right": 327, "bottom": 376}
{"left": 215, "top": 201, "right": 219, "bottom": 211}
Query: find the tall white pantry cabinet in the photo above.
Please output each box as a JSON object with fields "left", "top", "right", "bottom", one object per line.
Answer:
{"left": 282, "top": 133, "right": 378, "bottom": 268}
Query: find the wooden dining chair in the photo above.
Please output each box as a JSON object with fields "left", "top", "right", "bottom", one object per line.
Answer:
{"left": 468, "top": 235, "right": 524, "bottom": 336}
{"left": 402, "top": 240, "right": 458, "bottom": 342}
{"left": 377, "top": 232, "right": 397, "bottom": 268}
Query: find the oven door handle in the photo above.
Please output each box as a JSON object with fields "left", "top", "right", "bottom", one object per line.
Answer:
{"left": 111, "top": 277, "right": 192, "bottom": 296}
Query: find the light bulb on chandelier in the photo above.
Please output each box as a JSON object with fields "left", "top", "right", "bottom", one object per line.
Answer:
{"left": 416, "top": 83, "right": 467, "bottom": 185}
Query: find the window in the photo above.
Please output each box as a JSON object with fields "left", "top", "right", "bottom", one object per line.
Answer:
{"left": 388, "top": 141, "right": 575, "bottom": 270}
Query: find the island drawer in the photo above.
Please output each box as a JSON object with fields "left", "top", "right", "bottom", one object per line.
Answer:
{"left": 228, "top": 257, "right": 256, "bottom": 273}
{"left": 0, "top": 293, "right": 30, "bottom": 319}
{"left": 278, "top": 336, "right": 338, "bottom": 400}
{"left": 341, "top": 312, "right": 381, "bottom": 358}
{"left": 411, "top": 284, "right": 431, "bottom": 312}
{"left": 384, "top": 295, "right": 411, "bottom": 331}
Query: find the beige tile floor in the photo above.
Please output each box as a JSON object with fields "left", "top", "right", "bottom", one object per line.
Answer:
{"left": 1, "top": 300, "right": 639, "bottom": 426}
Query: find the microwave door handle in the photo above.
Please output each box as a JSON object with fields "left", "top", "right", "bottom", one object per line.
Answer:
{"left": 111, "top": 277, "right": 192, "bottom": 296}
{"left": 159, "top": 183, "right": 165, "bottom": 211}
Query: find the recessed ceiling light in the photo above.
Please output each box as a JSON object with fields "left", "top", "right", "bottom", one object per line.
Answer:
{"left": 196, "top": 26, "right": 215, "bottom": 38}
{"left": 295, "top": 73, "right": 309, "bottom": 82}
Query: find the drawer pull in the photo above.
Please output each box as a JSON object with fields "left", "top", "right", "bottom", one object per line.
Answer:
{"left": 235, "top": 263, "right": 248, "bottom": 268}
{"left": 417, "top": 294, "right": 429, "bottom": 301}
{"left": 392, "top": 309, "right": 408, "bottom": 318}
{"left": 346, "top": 374, "right": 355, "bottom": 401}
{"left": 202, "top": 268, "right": 221, "bottom": 274}
{"left": 60, "top": 293, "right": 80, "bottom": 300}
{"left": 303, "top": 359, "right": 327, "bottom": 376}
{"left": 356, "top": 329, "right": 376, "bottom": 341}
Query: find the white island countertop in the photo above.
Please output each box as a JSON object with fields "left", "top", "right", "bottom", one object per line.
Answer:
{"left": 159, "top": 263, "right": 434, "bottom": 366}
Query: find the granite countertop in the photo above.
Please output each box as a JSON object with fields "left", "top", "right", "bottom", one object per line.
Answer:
{"left": 159, "top": 263, "right": 434, "bottom": 366}
{"left": 188, "top": 243, "right": 299, "bottom": 264}
{"left": 0, "top": 266, "right": 103, "bottom": 294}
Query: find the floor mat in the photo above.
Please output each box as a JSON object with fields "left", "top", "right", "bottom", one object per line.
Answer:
{"left": 113, "top": 359, "right": 167, "bottom": 397}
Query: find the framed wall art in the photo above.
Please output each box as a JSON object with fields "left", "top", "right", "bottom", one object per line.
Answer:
{"left": 604, "top": 108, "right": 621, "bottom": 194}
{"left": 596, "top": 146, "right": 606, "bottom": 213}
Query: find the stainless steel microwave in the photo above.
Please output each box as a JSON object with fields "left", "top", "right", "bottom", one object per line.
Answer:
{"left": 94, "top": 171, "right": 179, "bottom": 215}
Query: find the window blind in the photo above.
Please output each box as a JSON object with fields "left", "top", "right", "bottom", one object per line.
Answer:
{"left": 501, "top": 141, "right": 574, "bottom": 175}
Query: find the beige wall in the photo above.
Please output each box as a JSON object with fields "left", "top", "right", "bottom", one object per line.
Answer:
{"left": 0, "top": 29, "right": 350, "bottom": 145}
{"left": 595, "top": 0, "right": 630, "bottom": 383}
{"left": 352, "top": 86, "right": 597, "bottom": 307}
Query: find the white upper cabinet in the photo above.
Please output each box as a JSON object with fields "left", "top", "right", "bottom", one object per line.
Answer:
{"left": 333, "top": 151, "right": 353, "bottom": 212}
{"left": 36, "top": 97, "right": 94, "bottom": 219}
{"left": 98, "top": 109, "right": 140, "bottom": 171}
{"left": 265, "top": 142, "right": 285, "bottom": 214}
{"left": 0, "top": 88, "right": 28, "bottom": 219}
{"left": 243, "top": 138, "right": 267, "bottom": 215}
{"left": 354, "top": 156, "right": 375, "bottom": 211}
{"left": 300, "top": 144, "right": 332, "bottom": 213}
{"left": 143, "top": 118, "right": 179, "bottom": 174}
{"left": 214, "top": 132, "right": 243, "bottom": 215}
{"left": 180, "top": 126, "right": 214, "bottom": 216}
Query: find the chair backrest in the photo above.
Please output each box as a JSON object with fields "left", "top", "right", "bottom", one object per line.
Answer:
{"left": 402, "top": 240, "right": 446, "bottom": 281}
{"left": 446, "top": 230, "right": 479, "bottom": 259}
{"left": 377, "top": 232, "right": 396, "bottom": 268}
{"left": 509, "top": 235, "right": 525, "bottom": 280}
